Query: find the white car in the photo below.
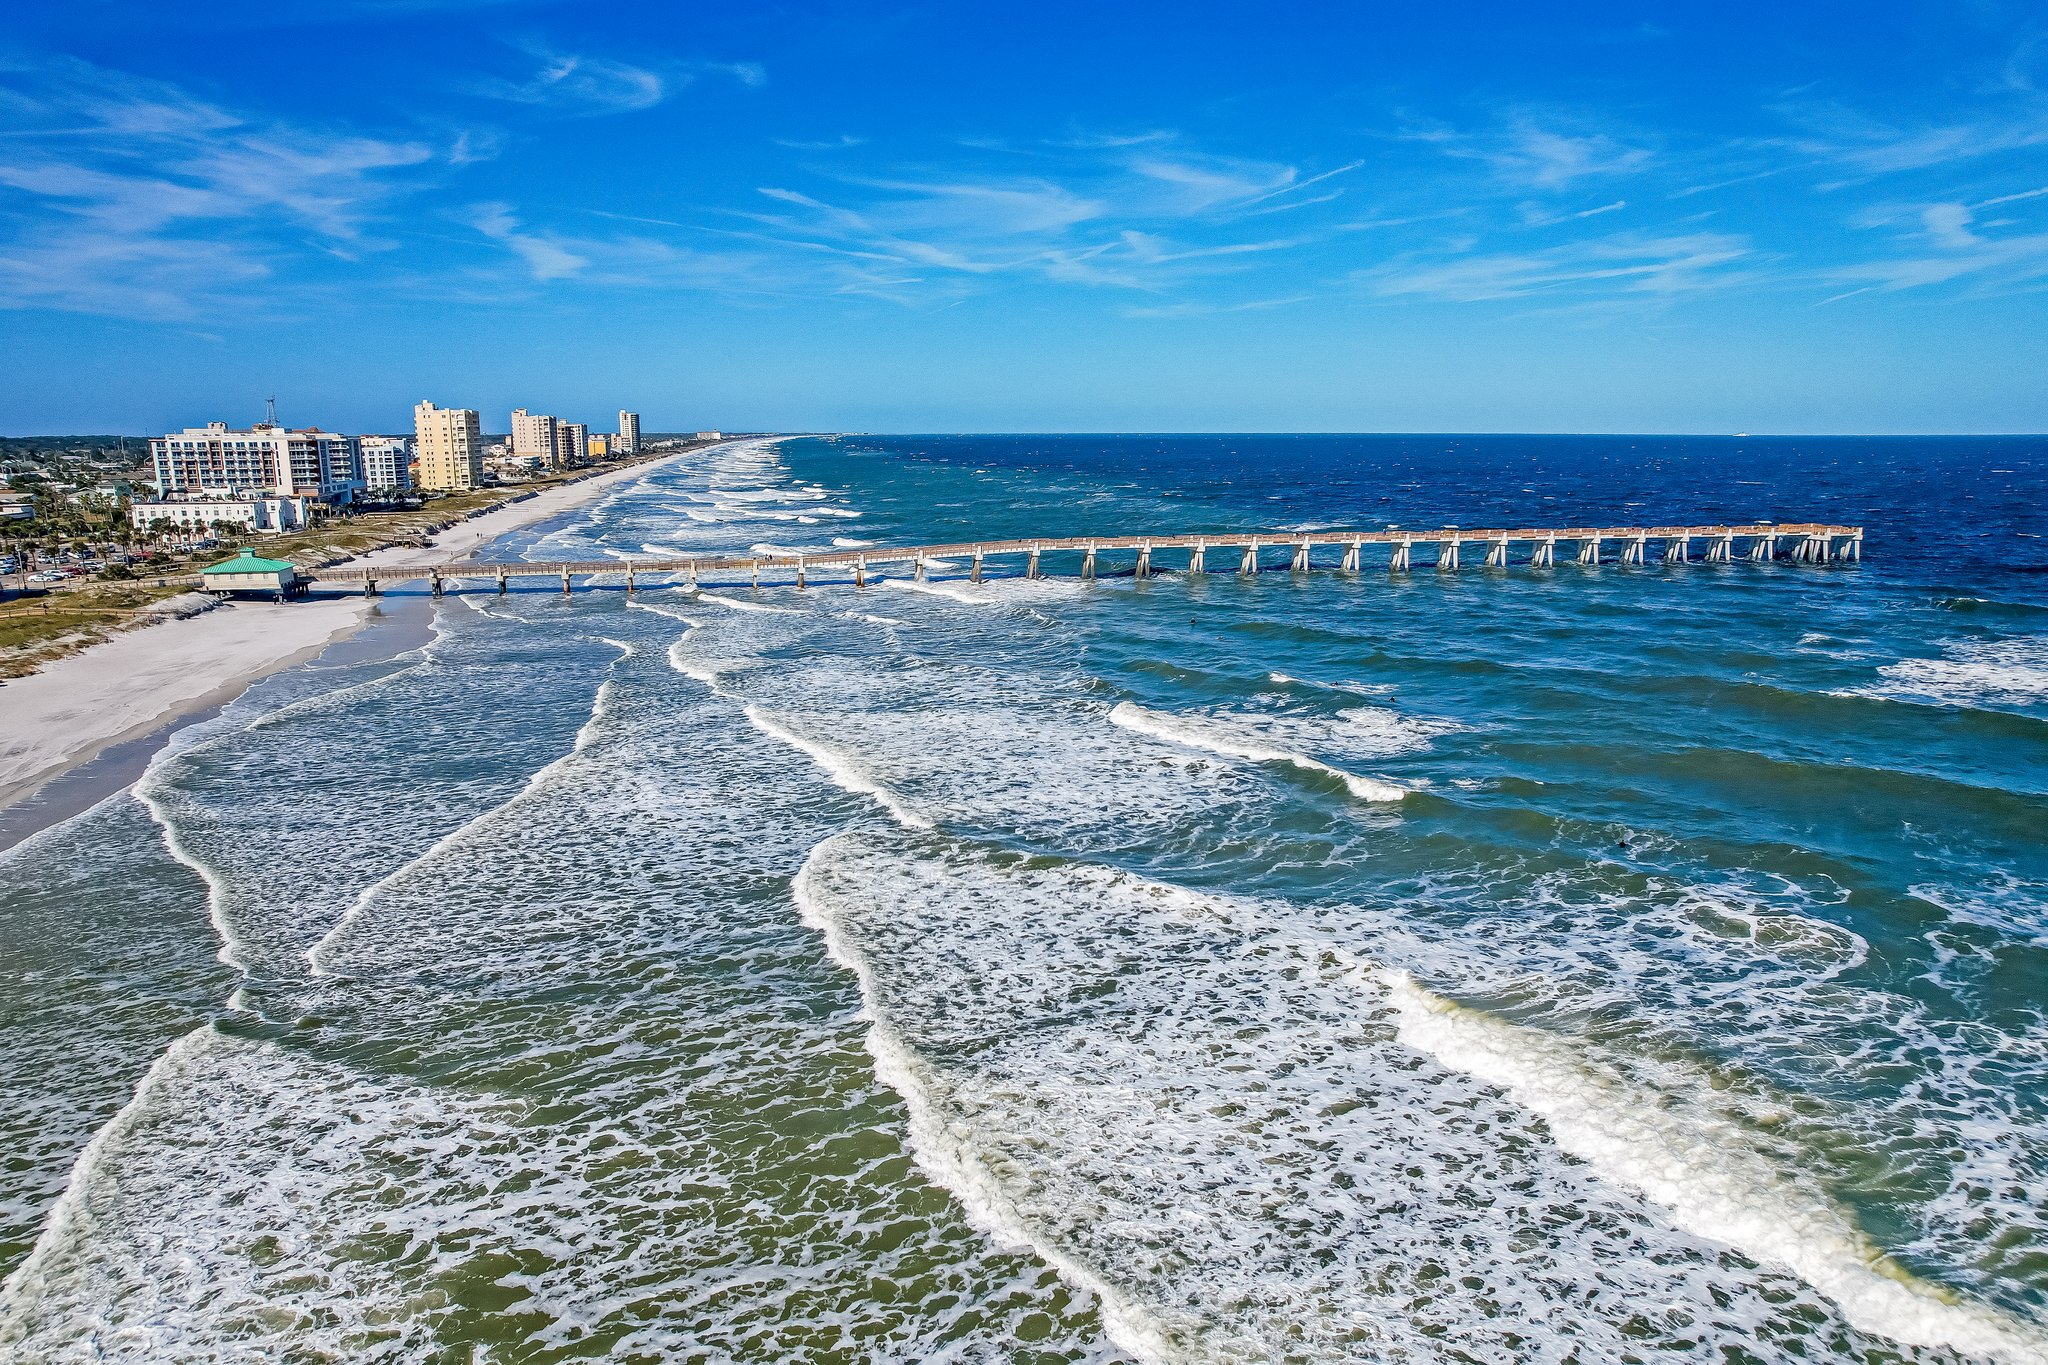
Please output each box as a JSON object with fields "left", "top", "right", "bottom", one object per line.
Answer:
{"left": 28, "top": 571, "right": 65, "bottom": 583}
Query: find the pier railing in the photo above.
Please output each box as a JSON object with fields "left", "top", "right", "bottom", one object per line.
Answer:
{"left": 295, "top": 523, "right": 1863, "bottom": 595}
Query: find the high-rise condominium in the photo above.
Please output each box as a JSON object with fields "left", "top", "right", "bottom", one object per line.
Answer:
{"left": 414, "top": 402, "right": 483, "bottom": 491}
{"left": 617, "top": 410, "right": 640, "bottom": 454}
{"left": 511, "top": 408, "right": 561, "bottom": 470}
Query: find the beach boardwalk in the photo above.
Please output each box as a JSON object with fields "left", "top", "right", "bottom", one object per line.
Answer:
{"left": 200, "top": 548, "right": 306, "bottom": 602}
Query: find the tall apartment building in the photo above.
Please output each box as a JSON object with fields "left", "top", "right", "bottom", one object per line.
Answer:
{"left": 359, "top": 435, "right": 413, "bottom": 491}
{"left": 617, "top": 410, "right": 640, "bottom": 454}
{"left": 510, "top": 408, "right": 561, "bottom": 470}
{"left": 414, "top": 402, "right": 483, "bottom": 491}
{"left": 556, "top": 422, "right": 589, "bottom": 469}
{"left": 149, "top": 422, "right": 360, "bottom": 503}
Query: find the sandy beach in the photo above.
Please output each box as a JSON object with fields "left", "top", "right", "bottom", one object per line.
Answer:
{"left": 0, "top": 451, "right": 683, "bottom": 823}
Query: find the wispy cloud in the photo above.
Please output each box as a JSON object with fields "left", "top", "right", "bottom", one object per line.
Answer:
{"left": 1476, "top": 120, "right": 1653, "bottom": 188}
{"left": 471, "top": 44, "right": 762, "bottom": 117}
{"left": 0, "top": 56, "right": 436, "bottom": 315}
{"left": 1822, "top": 198, "right": 2048, "bottom": 302}
{"left": 1361, "top": 231, "right": 1751, "bottom": 303}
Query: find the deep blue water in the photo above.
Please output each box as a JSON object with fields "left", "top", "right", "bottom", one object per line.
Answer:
{"left": 1, "top": 434, "right": 2044, "bottom": 1364}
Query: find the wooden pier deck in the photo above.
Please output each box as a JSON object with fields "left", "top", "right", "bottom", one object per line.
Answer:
{"left": 297, "top": 523, "right": 1863, "bottom": 595}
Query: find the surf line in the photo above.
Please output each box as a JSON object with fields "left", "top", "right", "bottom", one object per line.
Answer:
{"left": 790, "top": 837, "right": 1208, "bottom": 1365}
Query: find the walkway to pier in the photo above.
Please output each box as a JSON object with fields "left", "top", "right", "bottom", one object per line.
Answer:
{"left": 303, "top": 523, "right": 1864, "bottom": 595}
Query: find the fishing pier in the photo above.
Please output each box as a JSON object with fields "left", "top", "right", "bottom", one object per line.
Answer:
{"left": 302, "top": 522, "right": 1863, "bottom": 596}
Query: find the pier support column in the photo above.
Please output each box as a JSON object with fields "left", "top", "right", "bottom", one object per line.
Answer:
{"left": 1189, "top": 542, "right": 1206, "bottom": 574}
{"left": 1027, "top": 546, "right": 1041, "bottom": 579}
{"left": 855, "top": 556, "right": 867, "bottom": 587}
{"left": 1849, "top": 531, "right": 1863, "bottom": 562}
{"left": 915, "top": 554, "right": 928, "bottom": 582}
{"left": 431, "top": 573, "right": 444, "bottom": 598}
{"left": 1136, "top": 545, "right": 1151, "bottom": 580}
{"left": 1343, "top": 540, "right": 1361, "bottom": 572}
{"left": 796, "top": 557, "right": 807, "bottom": 588}
{"left": 1486, "top": 537, "right": 1508, "bottom": 569}
{"left": 1578, "top": 536, "right": 1600, "bottom": 566}
{"left": 561, "top": 565, "right": 572, "bottom": 595}
{"left": 1711, "top": 534, "right": 1733, "bottom": 563}
{"left": 1439, "top": 538, "right": 1460, "bottom": 571}
{"left": 1083, "top": 544, "right": 1097, "bottom": 580}
{"left": 496, "top": 569, "right": 508, "bottom": 594}
{"left": 1241, "top": 541, "right": 1259, "bottom": 575}
{"left": 365, "top": 578, "right": 380, "bottom": 597}
{"left": 1664, "top": 535, "right": 1689, "bottom": 564}
{"left": 1751, "top": 534, "right": 1772, "bottom": 562}
{"left": 972, "top": 548, "right": 985, "bottom": 584}
{"left": 626, "top": 564, "right": 636, "bottom": 594}
{"left": 1292, "top": 539, "right": 1310, "bottom": 573}
{"left": 1624, "top": 536, "right": 1646, "bottom": 565}
{"left": 690, "top": 559, "right": 700, "bottom": 588}
{"left": 1391, "top": 540, "right": 1411, "bottom": 573}
{"left": 1535, "top": 536, "right": 1555, "bottom": 567}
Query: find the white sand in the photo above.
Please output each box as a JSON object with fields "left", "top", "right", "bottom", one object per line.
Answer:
{"left": 0, "top": 451, "right": 688, "bottom": 814}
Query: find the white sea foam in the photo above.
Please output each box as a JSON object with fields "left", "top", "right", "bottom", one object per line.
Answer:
{"left": 1852, "top": 635, "right": 2048, "bottom": 710}
{"left": 1383, "top": 972, "right": 2048, "bottom": 1365}
{"left": 742, "top": 706, "right": 932, "bottom": 829}
{"left": 794, "top": 832, "right": 2013, "bottom": 1363}
{"left": 883, "top": 578, "right": 1003, "bottom": 607}
{"left": 1107, "top": 701, "right": 1408, "bottom": 801}
{"left": 693, "top": 590, "right": 802, "bottom": 615}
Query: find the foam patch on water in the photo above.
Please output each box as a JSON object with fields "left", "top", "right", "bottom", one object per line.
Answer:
{"left": 794, "top": 831, "right": 2028, "bottom": 1363}
{"left": 1383, "top": 973, "right": 2048, "bottom": 1364}
{"left": 744, "top": 705, "right": 932, "bottom": 829}
{"left": 1852, "top": 635, "right": 2048, "bottom": 712}
{"left": 1108, "top": 701, "right": 1408, "bottom": 801}
{"left": 694, "top": 590, "right": 803, "bottom": 615}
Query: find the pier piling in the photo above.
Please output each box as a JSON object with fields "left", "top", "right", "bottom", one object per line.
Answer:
{"left": 303, "top": 520, "right": 1862, "bottom": 599}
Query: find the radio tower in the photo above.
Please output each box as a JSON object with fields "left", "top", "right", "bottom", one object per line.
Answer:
{"left": 264, "top": 394, "right": 279, "bottom": 427}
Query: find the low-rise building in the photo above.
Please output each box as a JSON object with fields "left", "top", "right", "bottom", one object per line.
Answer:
{"left": 587, "top": 434, "right": 609, "bottom": 459}
{"left": 695, "top": 431, "right": 723, "bottom": 440}
{"left": 359, "top": 435, "right": 413, "bottom": 491}
{"left": 0, "top": 492, "right": 32, "bottom": 522}
{"left": 201, "top": 548, "right": 305, "bottom": 600}
{"left": 130, "top": 494, "right": 315, "bottom": 535}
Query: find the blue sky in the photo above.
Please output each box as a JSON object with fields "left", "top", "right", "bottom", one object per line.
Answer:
{"left": 2, "top": 1, "right": 2045, "bottom": 434}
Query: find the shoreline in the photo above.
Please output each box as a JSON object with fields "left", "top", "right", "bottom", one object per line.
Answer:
{"left": 0, "top": 448, "right": 697, "bottom": 842}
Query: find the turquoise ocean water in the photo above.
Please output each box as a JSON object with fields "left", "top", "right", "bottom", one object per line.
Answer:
{"left": 1, "top": 434, "right": 2044, "bottom": 1363}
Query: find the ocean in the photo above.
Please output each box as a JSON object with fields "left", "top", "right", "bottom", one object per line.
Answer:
{"left": 0, "top": 433, "right": 2043, "bottom": 1364}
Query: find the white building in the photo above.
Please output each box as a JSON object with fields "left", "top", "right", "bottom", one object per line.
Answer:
{"left": 359, "top": 435, "right": 413, "bottom": 491}
{"left": 149, "top": 422, "right": 360, "bottom": 504}
{"left": 617, "top": 410, "right": 640, "bottom": 454}
{"left": 414, "top": 402, "right": 483, "bottom": 491}
{"left": 130, "top": 493, "right": 315, "bottom": 536}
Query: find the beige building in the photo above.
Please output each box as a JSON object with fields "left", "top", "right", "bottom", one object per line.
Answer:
{"left": 556, "top": 422, "right": 589, "bottom": 468}
{"left": 414, "top": 402, "right": 483, "bottom": 491}
{"left": 510, "top": 408, "right": 561, "bottom": 471}
{"left": 617, "top": 410, "right": 640, "bottom": 454}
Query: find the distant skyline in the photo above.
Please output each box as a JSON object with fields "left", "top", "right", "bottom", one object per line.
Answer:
{"left": 3, "top": 1, "right": 2046, "bottom": 435}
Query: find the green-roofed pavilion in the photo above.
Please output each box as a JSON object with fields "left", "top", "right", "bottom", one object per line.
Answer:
{"left": 201, "top": 548, "right": 305, "bottom": 599}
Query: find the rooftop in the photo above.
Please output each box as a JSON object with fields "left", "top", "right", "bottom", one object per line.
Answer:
{"left": 202, "top": 548, "right": 297, "bottom": 576}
